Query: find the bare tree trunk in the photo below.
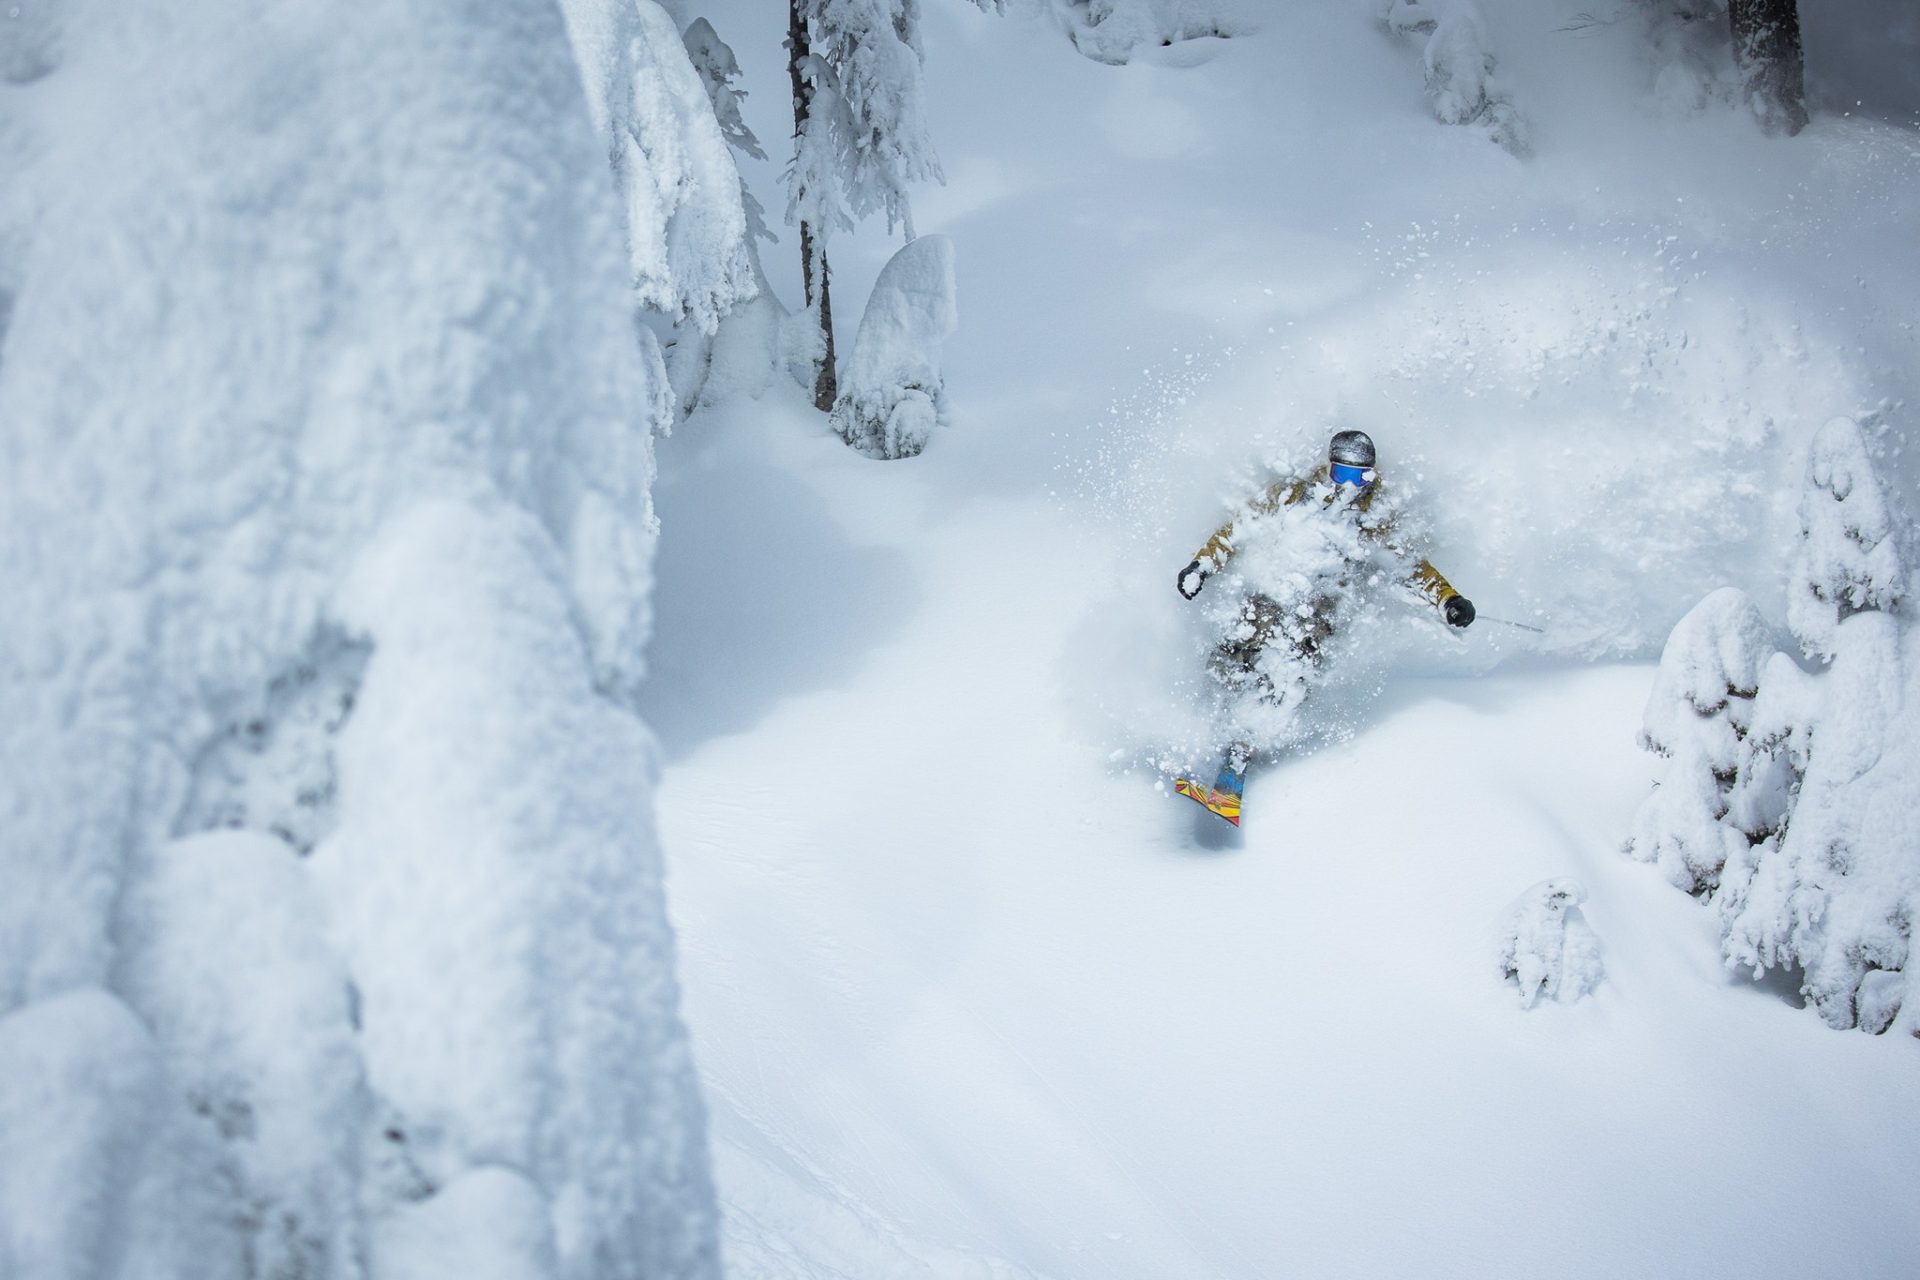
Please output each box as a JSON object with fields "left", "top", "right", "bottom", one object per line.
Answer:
{"left": 789, "top": 1, "right": 837, "bottom": 410}
{"left": 1729, "top": 0, "right": 1808, "bottom": 135}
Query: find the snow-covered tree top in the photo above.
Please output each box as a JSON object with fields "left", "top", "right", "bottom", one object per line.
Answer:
{"left": 1640, "top": 587, "right": 1775, "bottom": 751}
{"left": 1787, "top": 416, "right": 1904, "bottom": 660}
{"left": 789, "top": 0, "right": 943, "bottom": 241}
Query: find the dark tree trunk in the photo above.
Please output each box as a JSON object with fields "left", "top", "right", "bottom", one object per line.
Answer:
{"left": 1729, "top": 0, "right": 1809, "bottom": 135}
{"left": 789, "top": 1, "right": 838, "bottom": 410}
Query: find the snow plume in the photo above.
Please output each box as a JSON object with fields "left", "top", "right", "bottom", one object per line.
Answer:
{"left": 1380, "top": 0, "right": 1527, "bottom": 155}
{"left": 1176, "top": 476, "right": 1424, "bottom": 770}
{"left": 1495, "top": 880, "right": 1604, "bottom": 1009}
{"left": 1630, "top": 418, "right": 1920, "bottom": 1037}
{"left": 0, "top": 0, "right": 718, "bottom": 1275}
{"left": 830, "top": 233, "right": 958, "bottom": 458}
{"left": 558, "top": 0, "right": 757, "bottom": 337}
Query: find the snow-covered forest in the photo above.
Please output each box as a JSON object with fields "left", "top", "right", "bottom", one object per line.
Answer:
{"left": 2, "top": 0, "right": 1916, "bottom": 1277}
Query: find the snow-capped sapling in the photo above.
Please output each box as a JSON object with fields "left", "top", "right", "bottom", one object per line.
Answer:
{"left": 1495, "top": 879, "right": 1604, "bottom": 1009}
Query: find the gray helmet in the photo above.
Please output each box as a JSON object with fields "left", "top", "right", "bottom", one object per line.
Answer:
{"left": 1329, "top": 430, "right": 1376, "bottom": 469}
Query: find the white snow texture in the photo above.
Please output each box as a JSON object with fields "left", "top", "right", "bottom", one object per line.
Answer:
{"left": 0, "top": 0, "right": 720, "bottom": 1277}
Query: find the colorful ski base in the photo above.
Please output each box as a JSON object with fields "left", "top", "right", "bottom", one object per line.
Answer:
{"left": 1174, "top": 762, "right": 1245, "bottom": 827}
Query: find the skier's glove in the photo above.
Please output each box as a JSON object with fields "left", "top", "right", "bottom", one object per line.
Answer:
{"left": 1445, "top": 595, "right": 1476, "bottom": 628}
{"left": 1177, "top": 560, "right": 1208, "bottom": 600}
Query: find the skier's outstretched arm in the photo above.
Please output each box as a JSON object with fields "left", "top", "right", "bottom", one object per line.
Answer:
{"left": 1409, "top": 558, "right": 1475, "bottom": 628}
{"left": 1177, "top": 476, "right": 1307, "bottom": 600}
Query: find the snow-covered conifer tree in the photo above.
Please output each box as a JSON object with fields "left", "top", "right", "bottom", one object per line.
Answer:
{"left": 829, "top": 233, "right": 958, "bottom": 459}
{"left": 1624, "top": 587, "right": 1776, "bottom": 894}
{"left": 0, "top": 0, "right": 724, "bottom": 1271}
{"left": 1713, "top": 418, "right": 1912, "bottom": 1034}
{"left": 1633, "top": 419, "right": 1918, "bottom": 1037}
{"left": 787, "top": 0, "right": 952, "bottom": 411}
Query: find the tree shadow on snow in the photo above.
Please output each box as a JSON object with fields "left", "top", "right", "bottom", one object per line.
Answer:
{"left": 639, "top": 459, "right": 918, "bottom": 762}
{"left": 1722, "top": 960, "right": 1810, "bottom": 1012}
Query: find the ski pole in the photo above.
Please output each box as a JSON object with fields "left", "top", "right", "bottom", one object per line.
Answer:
{"left": 1479, "top": 614, "right": 1546, "bottom": 634}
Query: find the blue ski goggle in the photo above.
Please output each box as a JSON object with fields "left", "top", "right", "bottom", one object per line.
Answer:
{"left": 1331, "top": 462, "right": 1376, "bottom": 488}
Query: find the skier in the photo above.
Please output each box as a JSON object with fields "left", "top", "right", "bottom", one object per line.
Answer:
{"left": 1172, "top": 429, "right": 1474, "bottom": 824}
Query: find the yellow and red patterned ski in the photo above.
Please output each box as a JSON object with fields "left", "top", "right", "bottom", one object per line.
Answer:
{"left": 1174, "top": 773, "right": 1242, "bottom": 827}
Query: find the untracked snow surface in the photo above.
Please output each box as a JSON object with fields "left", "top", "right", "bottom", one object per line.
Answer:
{"left": 648, "top": 1, "right": 1920, "bottom": 1276}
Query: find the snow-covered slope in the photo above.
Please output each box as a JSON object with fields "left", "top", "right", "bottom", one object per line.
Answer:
{"left": 651, "top": 1, "right": 1920, "bottom": 1275}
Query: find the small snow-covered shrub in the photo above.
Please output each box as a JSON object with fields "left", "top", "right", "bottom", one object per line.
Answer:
{"left": 1495, "top": 880, "right": 1604, "bottom": 1009}
{"left": 1630, "top": 417, "right": 1920, "bottom": 1037}
{"left": 1380, "top": 0, "right": 1528, "bottom": 155}
{"left": 830, "top": 234, "right": 958, "bottom": 459}
{"left": 1625, "top": 587, "right": 1774, "bottom": 893}
{"left": 1049, "top": 0, "right": 1252, "bottom": 64}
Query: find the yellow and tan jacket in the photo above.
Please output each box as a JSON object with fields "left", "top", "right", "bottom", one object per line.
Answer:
{"left": 1190, "top": 465, "right": 1461, "bottom": 609}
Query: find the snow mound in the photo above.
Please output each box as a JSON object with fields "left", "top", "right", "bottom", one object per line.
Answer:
{"left": 831, "top": 233, "right": 958, "bottom": 459}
